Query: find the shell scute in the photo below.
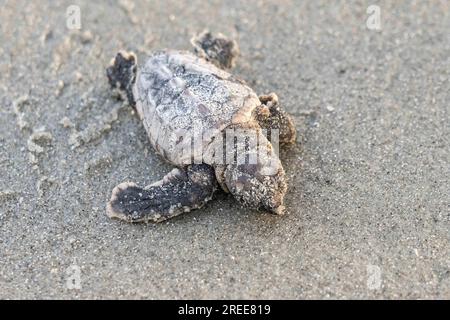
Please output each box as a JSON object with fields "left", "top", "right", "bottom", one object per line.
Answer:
{"left": 135, "top": 50, "right": 260, "bottom": 165}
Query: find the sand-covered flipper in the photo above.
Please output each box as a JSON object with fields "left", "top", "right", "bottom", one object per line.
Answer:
{"left": 255, "top": 93, "right": 297, "bottom": 145}
{"left": 190, "top": 30, "right": 239, "bottom": 69}
{"left": 107, "top": 164, "right": 217, "bottom": 223}
{"left": 106, "top": 51, "right": 137, "bottom": 106}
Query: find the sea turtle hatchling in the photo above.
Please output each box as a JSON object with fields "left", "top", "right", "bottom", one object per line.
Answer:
{"left": 106, "top": 31, "right": 297, "bottom": 222}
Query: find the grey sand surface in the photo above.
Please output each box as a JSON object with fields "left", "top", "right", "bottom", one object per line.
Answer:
{"left": 0, "top": 0, "right": 449, "bottom": 298}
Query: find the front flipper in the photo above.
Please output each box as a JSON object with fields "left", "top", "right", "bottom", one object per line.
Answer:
{"left": 107, "top": 164, "right": 217, "bottom": 223}
{"left": 255, "top": 93, "right": 297, "bottom": 146}
{"left": 190, "top": 30, "right": 239, "bottom": 69}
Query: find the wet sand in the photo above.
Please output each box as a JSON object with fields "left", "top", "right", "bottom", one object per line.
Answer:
{"left": 0, "top": 0, "right": 449, "bottom": 298}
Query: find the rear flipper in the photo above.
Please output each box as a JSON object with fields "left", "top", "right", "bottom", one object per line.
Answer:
{"left": 106, "top": 164, "right": 217, "bottom": 223}
{"left": 190, "top": 30, "right": 239, "bottom": 69}
{"left": 106, "top": 51, "right": 137, "bottom": 107}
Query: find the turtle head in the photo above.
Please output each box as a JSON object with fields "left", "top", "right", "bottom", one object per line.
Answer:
{"left": 223, "top": 160, "right": 287, "bottom": 215}
{"left": 215, "top": 124, "right": 288, "bottom": 215}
